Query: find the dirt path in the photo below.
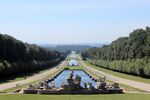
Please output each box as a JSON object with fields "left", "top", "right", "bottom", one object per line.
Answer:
{"left": 0, "top": 61, "right": 67, "bottom": 92}
{"left": 78, "top": 55, "right": 150, "bottom": 92}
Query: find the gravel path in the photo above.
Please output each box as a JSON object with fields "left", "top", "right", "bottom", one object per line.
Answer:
{"left": 78, "top": 56, "right": 150, "bottom": 92}
{"left": 1, "top": 54, "right": 150, "bottom": 93}
{"left": 0, "top": 61, "right": 66, "bottom": 92}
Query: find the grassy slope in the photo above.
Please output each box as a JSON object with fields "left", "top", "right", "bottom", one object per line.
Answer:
{"left": 1, "top": 64, "right": 64, "bottom": 93}
{"left": 84, "top": 61, "right": 150, "bottom": 84}
{"left": 0, "top": 62, "right": 62, "bottom": 84}
{"left": 0, "top": 94, "right": 150, "bottom": 100}
{"left": 0, "top": 70, "right": 43, "bottom": 84}
{"left": 64, "top": 66, "right": 83, "bottom": 70}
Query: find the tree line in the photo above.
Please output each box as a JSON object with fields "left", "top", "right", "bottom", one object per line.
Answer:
{"left": 0, "top": 33, "right": 62, "bottom": 78}
{"left": 82, "top": 27, "right": 150, "bottom": 78}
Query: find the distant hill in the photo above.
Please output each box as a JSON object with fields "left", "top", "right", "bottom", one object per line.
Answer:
{"left": 55, "top": 45, "right": 90, "bottom": 54}
{"left": 39, "top": 43, "right": 107, "bottom": 56}
{"left": 39, "top": 43, "right": 106, "bottom": 48}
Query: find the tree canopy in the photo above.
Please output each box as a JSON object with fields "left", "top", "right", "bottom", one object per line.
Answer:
{"left": 83, "top": 27, "right": 150, "bottom": 60}
{"left": 82, "top": 27, "right": 150, "bottom": 77}
{"left": 0, "top": 33, "right": 62, "bottom": 77}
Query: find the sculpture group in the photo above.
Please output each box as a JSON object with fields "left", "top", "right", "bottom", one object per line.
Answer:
{"left": 22, "top": 70, "right": 122, "bottom": 94}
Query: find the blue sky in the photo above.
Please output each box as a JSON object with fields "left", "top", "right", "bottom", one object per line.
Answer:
{"left": 0, "top": 0, "right": 150, "bottom": 44}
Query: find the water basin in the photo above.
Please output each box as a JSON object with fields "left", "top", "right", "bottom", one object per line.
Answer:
{"left": 68, "top": 59, "right": 79, "bottom": 66}
{"left": 49, "top": 70, "right": 96, "bottom": 88}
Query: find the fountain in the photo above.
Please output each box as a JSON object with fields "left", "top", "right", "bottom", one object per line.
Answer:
{"left": 22, "top": 69, "right": 123, "bottom": 94}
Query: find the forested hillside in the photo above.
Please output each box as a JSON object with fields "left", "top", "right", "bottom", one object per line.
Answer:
{"left": 55, "top": 45, "right": 90, "bottom": 54}
{"left": 0, "top": 33, "right": 62, "bottom": 78}
{"left": 82, "top": 27, "right": 150, "bottom": 78}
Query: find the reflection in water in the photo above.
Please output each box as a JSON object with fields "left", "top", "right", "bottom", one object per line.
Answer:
{"left": 50, "top": 70, "right": 96, "bottom": 88}
{"left": 68, "top": 59, "right": 79, "bottom": 66}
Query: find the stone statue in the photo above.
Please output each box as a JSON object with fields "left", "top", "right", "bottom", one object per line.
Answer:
{"left": 74, "top": 74, "right": 81, "bottom": 88}
{"left": 87, "top": 82, "right": 94, "bottom": 90}
{"left": 61, "top": 70, "right": 82, "bottom": 91}
{"left": 84, "top": 82, "right": 87, "bottom": 88}
{"left": 111, "top": 83, "right": 120, "bottom": 89}
{"left": 99, "top": 82, "right": 106, "bottom": 90}
{"left": 99, "top": 76, "right": 106, "bottom": 82}
{"left": 97, "top": 76, "right": 106, "bottom": 90}
{"left": 49, "top": 81, "right": 56, "bottom": 89}
{"left": 95, "top": 82, "right": 101, "bottom": 89}
{"left": 43, "top": 81, "right": 49, "bottom": 90}
{"left": 67, "top": 70, "right": 74, "bottom": 86}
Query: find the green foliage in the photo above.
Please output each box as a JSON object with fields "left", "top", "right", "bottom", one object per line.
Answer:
{"left": 0, "top": 94, "right": 150, "bottom": 100}
{"left": 87, "top": 58, "right": 150, "bottom": 77}
{"left": 0, "top": 33, "right": 62, "bottom": 78}
{"left": 82, "top": 27, "right": 150, "bottom": 78}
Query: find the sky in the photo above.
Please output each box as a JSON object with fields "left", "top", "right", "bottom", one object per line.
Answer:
{"left": 0, "top": 0, "right": 150, "bottom": 44}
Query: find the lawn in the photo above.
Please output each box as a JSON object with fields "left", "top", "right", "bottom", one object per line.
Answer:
{"left": 0, "top": 69, "right": 46, "bottom": 84}
{"left": 84, "top": 61, "right": 150, "bottom": 84}
{"left": 0, "top": 94, "right": 150, "bottom": 100}
{"left": 0, "top": 62, "right": 62, "bottom": 84}
{"left": 0, "top": 71, "right": 36, "bottom": 84}
{"left": 64, "top": 66, "right": 83, "bottom": 70}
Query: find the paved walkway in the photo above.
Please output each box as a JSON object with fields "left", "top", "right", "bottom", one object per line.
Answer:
{"left": 78, "top": 55, "right": 150, "bottom": 92}
{"left": 0, "top": 61, "right": 67, "bottom": 92}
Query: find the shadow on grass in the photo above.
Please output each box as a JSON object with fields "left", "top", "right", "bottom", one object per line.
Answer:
{"left": 0, "top": 63, "right": 60, "bottom": 84}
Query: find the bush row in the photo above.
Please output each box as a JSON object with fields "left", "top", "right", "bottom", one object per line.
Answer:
{"left": 0, "top": 59, "right": 60, "bottom": 78}
{"left": 87, "top": 58, "right": 150, "bottom": 78}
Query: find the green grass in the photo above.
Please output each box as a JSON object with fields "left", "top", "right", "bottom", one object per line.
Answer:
{"left": 66, "top": 54, "right": 80, "bottom": 61}
{"left": 1, "top": 65, "right": 64, "bottom": 93}
{"left": 0, "top": 62, "right": 62, "bottom": 84}
{"left": 0, "top": 79, "right": 40, "bottom": 93}
{"left": 105, "top": 79, "right": 145, "bottom": 92}
{"left": 0, "top": 94, "right": 150, "bottom": 100}
{"left": 64, "top": 66, "right": 83, "bottom": 70}
{"left": 0, "top": 69, "right": 53, "bottom": 84}
{"left": 66, "top": 58, "right": 79, "bottom": 61}
{"left": 84, "top": 61, "right": 150, "bottom": 84}
{"left": 0, "top": 72, "right": 35, "bottom": 84}
{"left": 1, "top": 84, "right": 27, "bottom": 93}
{"left": 119, "top": 83, "right": 145, "bottom": 92}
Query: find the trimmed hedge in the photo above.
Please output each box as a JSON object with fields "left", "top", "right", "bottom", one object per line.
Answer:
{"left": 87, "top": 59, "right": 150, "bottom": 78}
